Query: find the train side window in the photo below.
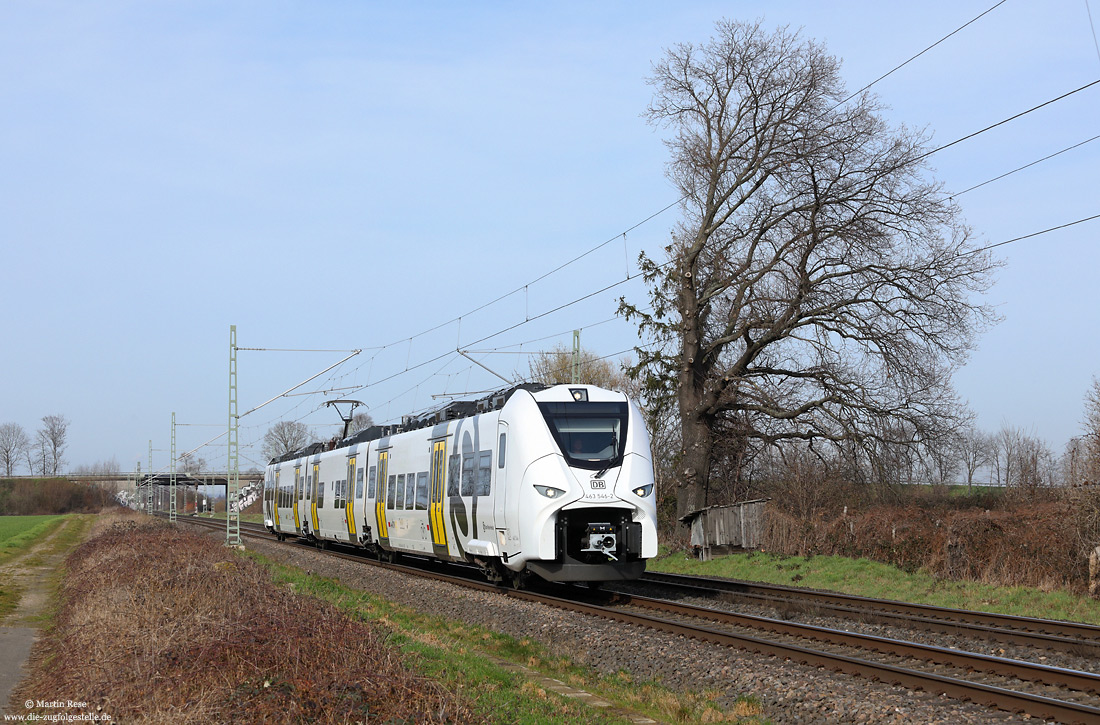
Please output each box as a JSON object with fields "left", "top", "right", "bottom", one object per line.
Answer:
{"left": 355, "top": 468, "right": 364, "bottom": 499}
{"left": 403, "top": 474, "right": 414, "bottom": 510}
{"left": 460, "top": 455, "right": 475, "bottom": 497}
{"left": 415, "top": 472, "right": 429, "bottom": 510}
{"left": 498, "top": 434, "right": 506, "bottom": 468}
{"left": 477, "top": 451, "right": 492, "bottom": 496}
{"left": 367, "top": 466, "right": 377, "bottom": 499}
{"left": 396, "top": 474, "right": 406, "bottom": 509}
{"left": 297, "top": 472, "right": 304, "bottom": 500}
{"left": 447, "top": 454, "right": 460, "bottom": 496}
{"left": 387, "top": 475, "right": 396, "bottom": 509}
{"left": 316, "top": 478, "right": 324, "bottom": 508}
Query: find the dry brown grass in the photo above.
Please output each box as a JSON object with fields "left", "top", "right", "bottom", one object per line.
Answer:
{"left": 14, "top": 512, "right": 481, "bottom": 723}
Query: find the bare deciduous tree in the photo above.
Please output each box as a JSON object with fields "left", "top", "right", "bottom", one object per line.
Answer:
{"left": 261, "top": 421, "right": 315, "bottom": 462}
{"left": 348, "top": 412, "right": 375, "bottom": 436}
{"left": 72, "top": 457, "right": 121, "bottom": 476}
{"left": 37, "top": 415, "right": 68, "bottom": 476}
{"left": 621, "top": 20, "right": 998, "bottom": 520}
{"left": 178, "top": 452, "right": 207, "bottom": 474}
{"left": 996, "top": 425, "right": 1053, "bottom": 490}
{"left": 957, "top": 425, "right": 995, "bottom": 493}
{"left": 1083, "top": 377, "right": 1100, "bottom": 486}
{"left": 526, "top": 344, "right": 639, "bottom": 397}
{"left": 0, "top": 423, "right": 30, "bottom": 476}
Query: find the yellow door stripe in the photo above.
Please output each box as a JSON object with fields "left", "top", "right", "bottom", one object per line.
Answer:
{"left": 346, "top": 458, "right": 357, "bottom": 540}
{"left": 430, "top": 442, "right": 448, "bottom": 548}
{"left": 376, "top": 452, "right": 389, "bottom": 540}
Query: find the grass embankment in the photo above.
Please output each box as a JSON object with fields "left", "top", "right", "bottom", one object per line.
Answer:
{"left": 647, "top": 548, "right": 1100, "bottom": 625}
{"left": 254, "top": 554, "right": 764, "bottom": 724}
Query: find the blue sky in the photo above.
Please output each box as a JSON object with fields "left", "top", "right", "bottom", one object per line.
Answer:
{"left": 1, "top": 1, "right": 1097, "bottom": 474}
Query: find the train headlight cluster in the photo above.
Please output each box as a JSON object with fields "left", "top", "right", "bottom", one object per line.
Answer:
{"left": 534, "top": 485, "right": 566, "bottom": 499}
{"left": 632, "top": 484, "right": 654, "bottom": 498}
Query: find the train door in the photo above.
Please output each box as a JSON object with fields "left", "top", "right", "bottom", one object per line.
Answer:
{"left": 429, "top": 438, "right": 449, "bottom": 558}
{"left": 294, "top": 466, "right": 303, "bottom": 535}
{"left": 375, "top": 450, "right": 389, "bottom": 546}
{"left": 493, "top": 422, "right": 509, "bottom": 555}
{"left": 311, "top": 462, "right": 321, "bottom": 534}
{"left": 345, "top": 454, "right": 358, "bottom": 542}
{"left": 271, "top": 469, "right": 280, "bottom": 528}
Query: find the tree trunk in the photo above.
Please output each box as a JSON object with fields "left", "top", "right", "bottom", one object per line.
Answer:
{"left": 677, "top": 406, "right": 714, "bottom": 523}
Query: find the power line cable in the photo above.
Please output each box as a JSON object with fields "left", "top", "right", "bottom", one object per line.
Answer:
{"left": 832, "top": 0, "right": 1010, "bottom": 109}
{"left": 970, "top": 212, "right": 1100, "bottom": 253}
{"left": 918, "top": 78, "right": 1100, "bottom": 161}
{"left": 950, "top": 133, "right": 1100, "bottom": 198}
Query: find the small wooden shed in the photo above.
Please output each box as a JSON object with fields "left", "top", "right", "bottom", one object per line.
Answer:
{"left": 681, "top": 499, "right": 770, "bottom": 560}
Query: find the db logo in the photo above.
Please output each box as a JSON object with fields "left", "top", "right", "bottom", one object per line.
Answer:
{"left": 590, "top": 480, "right": 606, "bottom": 489}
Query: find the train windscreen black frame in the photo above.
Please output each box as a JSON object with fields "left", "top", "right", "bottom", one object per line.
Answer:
{"left": 537, "top": 401, "right": 628, "bottom": 470}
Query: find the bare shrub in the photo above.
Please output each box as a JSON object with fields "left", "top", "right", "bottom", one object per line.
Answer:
{"left": 14, "top": 518, "right": 480, "bottom": 723}
{"left": 763, "top": 500, "right": 1089, "bottom": 591}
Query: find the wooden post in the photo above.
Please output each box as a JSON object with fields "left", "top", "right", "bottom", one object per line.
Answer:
{"left": 1090, "top": 546, "right": 1100, "bottom": 599}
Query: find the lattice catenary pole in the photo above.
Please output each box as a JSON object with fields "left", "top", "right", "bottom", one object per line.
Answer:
{"left": 170, "top": 412, "right": 177, "bottom": 523}
{"left": 226, "top": 325, "right": 242, "bottom": 546}
{"left": 147, "top": 440, "right": 153, "bottom": 514}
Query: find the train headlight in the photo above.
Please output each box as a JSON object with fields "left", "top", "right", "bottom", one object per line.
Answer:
{"left": 534, "top": 485, "right": 566, "bottom": 499}
{"left": 632, "top": 484, "right": 654, "bottom": 498}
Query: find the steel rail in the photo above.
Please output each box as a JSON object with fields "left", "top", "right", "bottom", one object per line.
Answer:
{"left": 616, "top": 592, "right": 1100, "bottom": 694}
{"left": 641, "top": 570, "right": 1100, "bottom": 648}
{"left": 170, "top": 517, "right": 1100, "bottom": 724}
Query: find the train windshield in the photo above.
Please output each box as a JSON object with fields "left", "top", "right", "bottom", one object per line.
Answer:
{"left": 538, "top": 401, "right": 628, "bottom": 470}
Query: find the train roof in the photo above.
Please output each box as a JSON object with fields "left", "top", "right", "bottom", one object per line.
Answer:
{"left": 270, "top": 382, "right": 549, "bottom": 465}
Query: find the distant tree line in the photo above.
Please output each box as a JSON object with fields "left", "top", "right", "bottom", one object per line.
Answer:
{"left": 0, "top": 415, "right": 69, "bottom": 476}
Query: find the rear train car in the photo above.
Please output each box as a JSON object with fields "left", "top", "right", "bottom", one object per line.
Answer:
{"left": 262, "top": 383, "right": 658, "bottom": 584}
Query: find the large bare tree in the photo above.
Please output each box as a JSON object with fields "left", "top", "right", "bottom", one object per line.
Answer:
{"left": 261, "top": 421, "right": 315, "bottom": 462}
{"left": 621, "top": 21, "right": 998, "bottom": 520}
{"left": 0, "top": 423, "right": 30, "bottom": 476}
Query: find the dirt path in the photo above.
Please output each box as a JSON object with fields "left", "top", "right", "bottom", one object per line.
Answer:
{"left": 0, "top": 517, "right": 84, "bottom": 714}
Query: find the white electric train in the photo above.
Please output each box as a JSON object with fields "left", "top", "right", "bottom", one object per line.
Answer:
{"left": 262, "top": 383, "right": 658, "bottom": 585}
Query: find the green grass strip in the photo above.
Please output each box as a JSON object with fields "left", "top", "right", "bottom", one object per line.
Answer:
{"left": 246, "top": 552, "right": 767, "bottom": 724}
{"left": 0, "top": 515, "right": 67, "bottom": 565}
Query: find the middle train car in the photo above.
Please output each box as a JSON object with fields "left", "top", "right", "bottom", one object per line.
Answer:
{"left": 263, "top": 383, "right": 658, "bottom": 584}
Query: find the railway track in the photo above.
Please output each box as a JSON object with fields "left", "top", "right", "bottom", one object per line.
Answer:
{"left": 171, "top": 515, "right": 1100, "bottom": 723}
{"left": 634, "top": 570, "right": 1100, "bottom": 658}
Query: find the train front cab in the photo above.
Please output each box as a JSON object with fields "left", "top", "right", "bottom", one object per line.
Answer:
{"left": 503, "top": 385, "right": 658, "bottom": 583}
